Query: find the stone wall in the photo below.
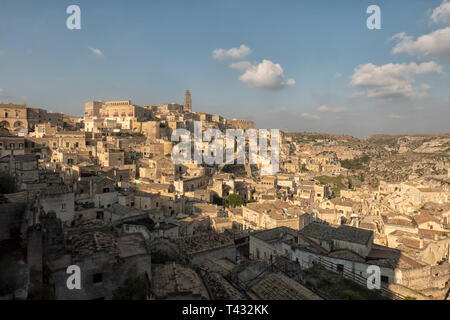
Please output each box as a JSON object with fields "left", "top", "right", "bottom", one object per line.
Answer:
{"left": 397, "top": 263, "right": 450, "bottom": 299}
{"left": 52, "top": 252, "right": 151, "bottom": 300}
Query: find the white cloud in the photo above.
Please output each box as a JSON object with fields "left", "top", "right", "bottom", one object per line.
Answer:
{"left": 317, "top": 105, "right": 348, "bottom": 113}
{"left": 392, "top": 27, "right": 450, "bottom": 57}
{"left": 88, "top": 47, "right": 104, "bottom": 57}
{"left": 350, "top": 61, "right": 442, "bottom": 100}
{"left": 334, "top": 72, "right": 342, "bottom": 78}
{"left": 229, "top": 61, "right": 253, "bottom": 70}
{"left": 238, "top": 59, "right": 295, "bottom": 90}
{"left": 300, "top": 113, "right": 320, "bottom": 120}
{"left": 431, "top": 0, "right": 450, "bottom": 24}
{"left": 212, "top": 44, "right": 251, "bottom": 60}
{"left": 388, "top": 113, "right": 407, "bottom": 119}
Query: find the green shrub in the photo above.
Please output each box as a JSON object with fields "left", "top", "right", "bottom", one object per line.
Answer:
{"left": 339, "top": 289, "right": 359, "bottom": 300}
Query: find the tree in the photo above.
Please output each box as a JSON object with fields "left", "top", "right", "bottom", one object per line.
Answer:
{"left": 225, "top": 194, "right": 244, "bottom": 208}
{"left": 339, "top": 289, "right": 358, "bottom": 300}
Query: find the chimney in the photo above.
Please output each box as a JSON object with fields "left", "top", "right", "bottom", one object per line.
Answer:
{"left": 419, "top": 239, "right": 424, "bottom": 249}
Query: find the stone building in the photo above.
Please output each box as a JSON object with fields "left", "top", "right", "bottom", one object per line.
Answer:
{"left": 242, "top": 201, "right": 302, "bottom": 231}
{"left": 152, "top": 263, "right": 209, "bottom": 299}
{"left": 39, "top": 188, "right": 75, "bottom": 224}
{"left": 0, "top": 154, "right": 40, "bottom": 188}
{"left": 0, "top": 103, "right": 28, "bottom": 133}
{"left": 0, "top": 134, "right": 25, "bottom": 157}
{"left": 183, "top": 89, "right": 192, "bottom": 112}
{"left": 50, "top": 230, "right": 151, "bottom": 300}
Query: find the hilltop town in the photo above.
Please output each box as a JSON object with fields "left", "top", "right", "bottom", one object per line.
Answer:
{"left": 0, "top": 91, "right": 448, "bottom": 300}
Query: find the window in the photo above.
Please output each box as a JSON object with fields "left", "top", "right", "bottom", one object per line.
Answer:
{"left": 381, "top": 275, "right": 389, "bottom": 284}
{"left": 337, "top": 264, "right": 344, "bottom": 273}
{"left": 93, "top": 273, "right": 103, "bottom": 284}
{"left": 53, "top": 142, "right": 57, "bottom": 148}
{"left": 61, "top": 203, "right": 67, "bottom": 210}
{"left": 4, "top": 112, "right": 8, "bottom": 118}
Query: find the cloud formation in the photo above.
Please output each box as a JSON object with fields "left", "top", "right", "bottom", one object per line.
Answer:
{"left": 238, "top": 59, "right": 295, "bottom": 90}
{"left": 392, "top": 27, "right": 450, "bottom": 57}
{"left": 300, "top": 113, "right": 320, "bottom": 120}
{"left": 213, "top": 44, "right": 294, "bottom": 90}
{"left": 350, "top": 61, "right": 442, "bottom": 100}
{"left": 317, "top": 105, "right": 348, "bottom": 113}
{"left": 212, "top": 44, "right": 251, "bottom": 60}
{"left": 431, "top": 0, "right": 450, "bottom": 24}
{"left": 88, "top": 47, "right": 104, "bottom": 57}
{"left": 388, "top": 113, "right": 407, "bottom": 119}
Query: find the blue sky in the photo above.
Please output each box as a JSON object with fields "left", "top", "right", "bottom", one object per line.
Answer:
{"left": 0, "top": 0, "right": 449, "bottom": 137}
